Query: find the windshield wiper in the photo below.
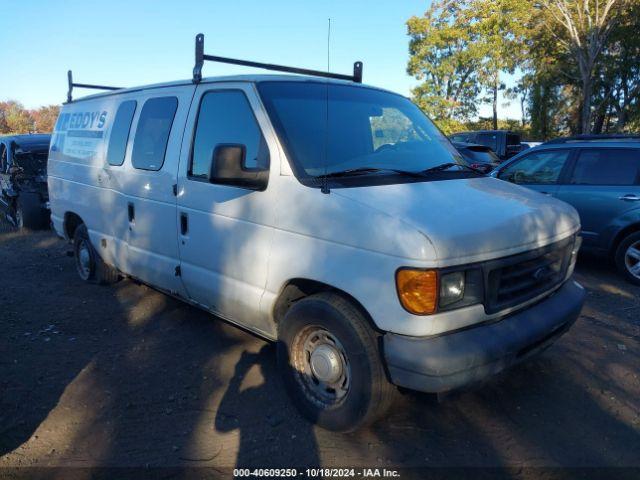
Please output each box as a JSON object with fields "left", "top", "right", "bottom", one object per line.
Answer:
{"left": 318, "top": 167, "right": 427, "bottom": 179}
{"left": 316, "top": 163, "right": 483, "bottom": 180}
{"left": 420, "top": 162, "right": 484, "bottom": 175}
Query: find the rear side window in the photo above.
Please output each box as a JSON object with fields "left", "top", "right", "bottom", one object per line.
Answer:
{"left": 570, "top": 149, "right": 640, "bottom": 186}
{"left": 106, "top": 100, "right": 136, "bottom": 166}
{"left": 132, "top": 97, "right": 178, "bottom": 171}
{"left": 190, "top": 90, "right": 268, "bottom": 179}
{"left": 499, "top": 149, "right": 570, "bottom": 184}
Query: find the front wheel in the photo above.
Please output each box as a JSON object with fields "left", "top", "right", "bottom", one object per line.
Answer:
{"left": 615, "top": 231, "right": 640, "bottom": 285}
{"left": 277, "top": 292, "right": 397, "bottom": 431}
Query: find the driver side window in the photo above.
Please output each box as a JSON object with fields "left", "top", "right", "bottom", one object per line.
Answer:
{"left": 499, "top": 149, "right": 570, "bottom": 185}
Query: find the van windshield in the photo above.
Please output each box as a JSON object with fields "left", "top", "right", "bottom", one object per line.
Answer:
{"left": 257, "top": 81, "right": 464, "bottom": 185}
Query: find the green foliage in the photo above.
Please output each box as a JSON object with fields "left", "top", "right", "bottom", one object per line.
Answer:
{"left": 407, "top": 0, "right": 639, "bottom": 138}
{"left": 407, "top": 1, "right": 483, "bottom": 121}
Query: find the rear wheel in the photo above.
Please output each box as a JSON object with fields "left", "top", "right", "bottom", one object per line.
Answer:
{"left": 15, "top": 192, "right": 47, "bottom": 230}
{"left": 277, "top": 292, "right": 397, "bottom": 431}
{"left": 615, "top": 231, "right": 640, "bottom": 285}
{"left": 73, "top": 224, "right": 120, "bottom": 285}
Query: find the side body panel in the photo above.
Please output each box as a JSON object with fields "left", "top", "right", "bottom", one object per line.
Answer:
{"left": 115, "top": 86, "right": 194, "bottom": 294}
{"left": 48, "top": 85, "right": 196, "bottom": 296}
{"left": 555, "top": 146, "right": 640, "bottom": 250}
{"left": 175, "top": 82, "right": 281, "bottom": 338}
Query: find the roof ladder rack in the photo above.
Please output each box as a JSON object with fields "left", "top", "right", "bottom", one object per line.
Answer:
{"left": 192, "top": 33, "right": 363, "bottom": 84}
{"left": 66, "top": 70, "right": 122, "bottom": 103}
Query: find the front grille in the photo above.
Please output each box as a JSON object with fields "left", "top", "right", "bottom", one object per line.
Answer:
{"left": 485, "top": 239, "right": 572, "bottom": 314}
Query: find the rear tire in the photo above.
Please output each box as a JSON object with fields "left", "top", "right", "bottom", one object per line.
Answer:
{"left": 15, "top": 193, "right": 47, "bottom": 230}
{"left": 73, "top": 224, "right": 120, "bottom": 285}
{"left": 615, "top": 231, "right": 640, "bottom": 285}
{"left": 277, "top": 292, "right": 397, "bottom": 432}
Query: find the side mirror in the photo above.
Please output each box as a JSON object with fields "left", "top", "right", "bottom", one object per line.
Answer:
{"left": 209, "top": 144, "right": 268, "bottom": 191}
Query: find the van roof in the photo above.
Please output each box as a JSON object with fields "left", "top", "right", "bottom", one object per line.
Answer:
{"left": 65, "top": 74, "right": 398, "bottom": 104}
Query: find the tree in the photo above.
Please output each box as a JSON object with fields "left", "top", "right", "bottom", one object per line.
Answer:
{"left": 464, "top": 0, "right": 531, "bottom": 129}
{"left": 0, "top": 101, "right": 34, "bottom": 134}
{"left": 0, "top": 101, "right": 59, "bottom": 134}
{"left": 602, "top": 0, "right": 640, "bottom": 131}
{"left": 537, "top": 0, "right": 628, "bottom": 133}
{"left": 31, "top": 105, "right": 60, "bottom": 133}
{"left": 407, "top": 1, "right": 484, "bottom": 122}
{"left": 506, "top": 75, "right": 533, "bottom": 127}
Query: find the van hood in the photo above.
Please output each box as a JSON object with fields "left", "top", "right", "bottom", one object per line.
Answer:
{"left": 333, "top": 177, "right": 580, "bottom": 265}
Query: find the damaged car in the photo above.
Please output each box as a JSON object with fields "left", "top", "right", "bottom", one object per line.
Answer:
{"left": 0, "top": 134, "right": 51, "bottom": 229}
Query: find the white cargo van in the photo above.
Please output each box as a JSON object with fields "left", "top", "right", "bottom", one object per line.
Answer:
{"left": 49, "top": 35, "right": 585, "bottom": 431}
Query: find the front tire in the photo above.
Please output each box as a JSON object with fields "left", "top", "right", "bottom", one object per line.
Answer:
{"left": 277, "top": 292, "right": 397, "bottom": 431}
{"left": 73, "top": 224, "right": 120, "bottom": 285}
{"left": 615, "top": 231, "right": 640, "bottom": 285}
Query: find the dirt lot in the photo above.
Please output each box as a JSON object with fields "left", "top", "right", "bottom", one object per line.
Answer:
{"left": 1, "top": 222, "right": 639, "bottom": 475}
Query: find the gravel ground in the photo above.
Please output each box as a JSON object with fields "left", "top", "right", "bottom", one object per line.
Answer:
{"left": 0, "top": 223, "right": 639, "bottom": 475}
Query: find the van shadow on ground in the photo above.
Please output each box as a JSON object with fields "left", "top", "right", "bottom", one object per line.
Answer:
{"left": 0, "top": 225, "right": 319, "bottom": 472}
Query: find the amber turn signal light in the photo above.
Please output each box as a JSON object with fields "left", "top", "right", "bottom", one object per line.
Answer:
{"left": 395, "top": 269, "right": 438, "bottom": 315}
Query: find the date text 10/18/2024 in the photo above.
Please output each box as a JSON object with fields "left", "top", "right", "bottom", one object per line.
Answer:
{"left": 233, "top": 468, "right": 401, "bottom": 478}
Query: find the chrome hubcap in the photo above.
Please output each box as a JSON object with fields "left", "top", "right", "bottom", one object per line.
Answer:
{"left": 77, "top": 240, "right": 91, "bottom": 279}
{"left": 625, "top": 241, "right": 640, "bottom": 279}
{"left": 293, "top": 327, "right": 350, "bottom": 406}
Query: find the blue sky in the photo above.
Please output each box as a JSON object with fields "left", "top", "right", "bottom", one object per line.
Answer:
{"left": 0, "top": 0, "right": 519, "bottom": 119}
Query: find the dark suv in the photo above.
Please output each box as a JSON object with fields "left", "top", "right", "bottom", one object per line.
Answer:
{"left": 452, "top": 142, "right": 501, "bottom": 173}
{"left": 0, "top": 134, "right": 51, "bottom": 229}
{"left": 450, "top": 130, "right": 524, "bottom": 161}
{"left": 492, "top": 135, "right": 640, "bottom": 284}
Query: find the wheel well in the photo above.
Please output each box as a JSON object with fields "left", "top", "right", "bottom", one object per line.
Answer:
{"left": 610, "top": 223, "right": 640, "bottom": 257}
{"left": 63, "top": 212, "right": 84, "bottom": 240}
{"left": 272, "top": 278, "right": 380, "bottom": 332}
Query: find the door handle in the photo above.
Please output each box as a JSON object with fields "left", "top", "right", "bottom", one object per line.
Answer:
{"left": 619, "top": 194, "right": 640, "bottom": 202}
{"left": 127, "top": 202, "right": 135, "bottom": 222}
{"left": 540, "top": 191, "right": 551, "bottom": 196}
{"left": 180, "top": 212, "right": 188, "bottom": 236}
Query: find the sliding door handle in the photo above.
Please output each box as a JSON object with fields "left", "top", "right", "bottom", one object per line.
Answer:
{"left": 127, "top": 202, "right": 135, "bottom": 222}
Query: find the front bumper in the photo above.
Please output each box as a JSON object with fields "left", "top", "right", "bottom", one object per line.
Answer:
{"left": 384, "top": 279, "right": 586, "bottom": 393}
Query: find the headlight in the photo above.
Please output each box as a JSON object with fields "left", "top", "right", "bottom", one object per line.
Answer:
{"left": 396, "top": 267, "right": 484, "bottom": 315}
{"left": 439, "top": 271, "right": 465, "bottom": 306}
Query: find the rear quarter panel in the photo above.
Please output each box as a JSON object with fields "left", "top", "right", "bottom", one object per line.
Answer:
{"left": 48, "top": 98, "right": 124, "bottom": 246}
